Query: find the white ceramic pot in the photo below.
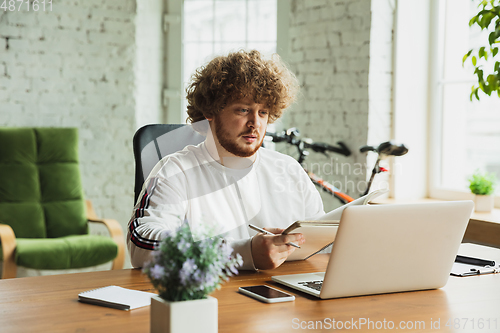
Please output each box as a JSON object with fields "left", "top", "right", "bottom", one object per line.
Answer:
{"left": 474, "top": 194, "right": 494, "bottom": 212}
{"left": 150, "top": 295, "right": 217, "bottom": 333}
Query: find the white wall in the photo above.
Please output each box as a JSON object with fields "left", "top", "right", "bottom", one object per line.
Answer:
{"left": 135, "top": 0, "right": 165, "bottom": 129}
{"left": 367, "top": 0, "right": 395, "bottom": 196}
{"left": 392, "top": 0, "right": 431, "bottom": 200}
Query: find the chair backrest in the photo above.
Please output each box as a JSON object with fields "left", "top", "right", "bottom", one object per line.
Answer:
{"left": 132, "top": 124, "right": 206, "bottom": 204}
{"left": 0, "top": 128, "right": 87, "bottom": 239}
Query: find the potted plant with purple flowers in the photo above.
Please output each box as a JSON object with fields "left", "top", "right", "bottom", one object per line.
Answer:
{"left": 143, "top": 223, "right": 242, "bottom": 333}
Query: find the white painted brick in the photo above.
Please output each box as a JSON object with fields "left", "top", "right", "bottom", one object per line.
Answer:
{"left": 1, "top": 49, "right": 16, "bottom": 64}
{"left": 332, "top": 85, "right": 345, "bottom": 99}
{"left": 36, "top": 12, "right": 61, "bottom": 29}
{"left": 5, "top": 62, "right": 27, "bottom": 77}
{"left": 2, "top": 102, "right": 23, "bottom": 113}
{"left": 348, "top": 57, "right": 370, "bottom": 72}
{"left": 0, "top": 25, "right": 24, "bottom": 38}
{"left": 304, "top": 73, "right": 327, "bottom": 87}
{"left": 0, "top": 76, "right": 11, "bottom": 89}
{"left": 7, "top": 38, "right": 35, "bottom": 51}
{"left": 346, "top": 0, "right": 371, "bottom": 16}
{"left": 80, "top": 16, "right": 105, "bottom": 31}
{"left": 326, "top": 32, "right": 341, "bottom": 47}
{"left": 89, "top": 8, "right": 133, "bottom": 21}
{"left": 324, "top": 2, "right": 348, "bottom": 21}
{"left": 58, "top": 15, "right": 83, "bottom": 30}
{"left": 47, "top": 28, "right": 87, "bottom": 43}
{"left": 86, "top": 30, "right": 132, "bottom": 45}
{"left": 302, "top": 35, "right": 328, "bottom": 49}
{"left": 340, "top": 31, "right": 370, "bottom": 46}
{"left": 103, "top": 20, "right": 135, "bottom": 35}
{"left": 53, "top": 4, "right": 91, "bottom": 18}
{"left": 4, "top": 11, "right": 39, "bottom": 27}
{"left": 26, "top": 66, "right": 62, "bottom": 79}
{"left": 305, "top": 49, "right": 330, "bottom": 61}
{"left": 304, "top": 0, "right": 329, "bottom": 9}
{"left": 15, "top": 51, "right": 62, "bottom": 68}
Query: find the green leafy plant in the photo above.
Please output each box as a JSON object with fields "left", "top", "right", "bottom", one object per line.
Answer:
{"left": 143, "top": 223, "right": 242, "bottom": 302}
{"left": 463, "top": 0, "right": 500, "bottom": 101}
{"left": 469, "top": 170, "right": 497, "bottom": 195}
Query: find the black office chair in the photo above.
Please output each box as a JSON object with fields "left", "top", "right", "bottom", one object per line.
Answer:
{"left": 132, "top": 124, "right": 206, "bottom": 204}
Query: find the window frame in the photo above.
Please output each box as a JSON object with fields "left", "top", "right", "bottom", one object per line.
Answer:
{"left": 164, "top": 0, "right": 286, "bottom": 124}
{"left": 428, "top": 0, "right": 500, "bottom": 208}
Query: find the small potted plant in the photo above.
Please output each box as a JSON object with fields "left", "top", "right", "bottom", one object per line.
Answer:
{"left": 469, "top": 170, "right": 497, "bottom": 212}
{"left": 143, "top": 223, "right": 242, "bottom": 333}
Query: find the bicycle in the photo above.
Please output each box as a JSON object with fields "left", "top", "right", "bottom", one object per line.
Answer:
{"left": 265, "top": 128, "right": 354, "bottom": 204}
{"left": 359, "top": 141, "right": 408, "bottom": 196}
{"left": 265, "top": 128, "right": 409, "bottom": 204}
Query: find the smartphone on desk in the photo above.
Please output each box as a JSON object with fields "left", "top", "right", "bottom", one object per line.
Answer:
{"left": 238, "top": 285, "right": 295, "bottom": 303}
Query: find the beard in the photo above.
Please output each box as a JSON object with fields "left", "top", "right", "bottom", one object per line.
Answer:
{"left": 214, "top": 116, "right": 264, "bottom": 158}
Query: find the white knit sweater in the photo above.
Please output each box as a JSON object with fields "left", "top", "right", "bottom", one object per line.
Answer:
{"left": 127, "top": 141, "right": 324, "bottom": 269}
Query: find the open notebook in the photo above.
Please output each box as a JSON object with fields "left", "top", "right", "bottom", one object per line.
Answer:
{"left": 78, "top": 285, "right": 157, "bottom": 310}
{"left": 283, "top": 189, "right": 387, "bottom": 261}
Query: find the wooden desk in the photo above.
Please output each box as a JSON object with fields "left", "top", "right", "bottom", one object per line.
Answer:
{"left": 0, "top": 245, "right": 499, "bottom": 333}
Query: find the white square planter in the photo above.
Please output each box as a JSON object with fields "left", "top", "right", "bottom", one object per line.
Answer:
{"left": 150, "top": 295, "right": 217, "bottom": 333}
{"left": 474, "top": 194, "right": 494, "bottom": 212}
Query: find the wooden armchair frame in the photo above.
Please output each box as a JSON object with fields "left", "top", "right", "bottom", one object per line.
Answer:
{"left": 0, "top": 200, "right": 125, "bottom": 279}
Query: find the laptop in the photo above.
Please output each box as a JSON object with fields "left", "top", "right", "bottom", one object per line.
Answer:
{"left": 272, "top": 201, "right": 474, "bottom": 299}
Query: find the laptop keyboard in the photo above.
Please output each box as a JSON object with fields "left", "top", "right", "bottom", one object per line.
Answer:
{"left": 299, "top": 280, "right": 323, "bottom": 291}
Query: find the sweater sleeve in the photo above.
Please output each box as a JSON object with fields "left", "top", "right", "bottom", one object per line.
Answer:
{"left": 127, "top": 173, "right": 258, "bottom": 270}
{"left": 127, "top": 175, "right": 187, "bottom": 268}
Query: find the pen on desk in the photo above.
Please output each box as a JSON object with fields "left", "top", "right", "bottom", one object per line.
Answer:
{"left": 455, "top": 255, "right": 495, "bottom": 267}
{"left": 248, "top": 224, "right": 301, "bottom": 248}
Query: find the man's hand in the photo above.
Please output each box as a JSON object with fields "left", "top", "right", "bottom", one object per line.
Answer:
{"left": 251, "top": 228, "right": 305, "bottom": 270}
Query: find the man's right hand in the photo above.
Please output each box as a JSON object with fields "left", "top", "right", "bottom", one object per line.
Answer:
{"left": 251, "top": 228, "right": 305, "bottom": 270}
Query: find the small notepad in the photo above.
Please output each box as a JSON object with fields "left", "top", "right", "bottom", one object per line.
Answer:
{"left": 78, "top": 285, "right": 157, "bottom": 310}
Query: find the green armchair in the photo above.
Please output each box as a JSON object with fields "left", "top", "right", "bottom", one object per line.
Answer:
{"left": 0, "top": 128, "right": 125, "bottom": 279}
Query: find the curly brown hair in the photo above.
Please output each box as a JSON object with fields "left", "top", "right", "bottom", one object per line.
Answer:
{"left": 186, "top": 50, "right": 299, "bottom": 124}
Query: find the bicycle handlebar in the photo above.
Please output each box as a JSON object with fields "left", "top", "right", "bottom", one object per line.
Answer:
{"left": 359, "top": 141, "right": 408, "bottom": 157}
{"left": 304, "top": 141, "right": 351, "bottom": 156}
{"left": 265, "top": 130, "right": 351, "bottom": 157}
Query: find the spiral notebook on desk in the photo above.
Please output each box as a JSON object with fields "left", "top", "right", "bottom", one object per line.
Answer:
{"left": 78, "top": 285, "right": 156, "bottom": 310}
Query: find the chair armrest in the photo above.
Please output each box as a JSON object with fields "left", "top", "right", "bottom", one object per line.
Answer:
{"left": 85, "top": 200, "right": 125, "bottom": 270}
{"left": 0, "top": 224, "right": 17, "bottom": 279}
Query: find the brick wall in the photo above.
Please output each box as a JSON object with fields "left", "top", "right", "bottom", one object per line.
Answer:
{"left": 0, "top": 1, "right": 136, "bottom": 268}
{"left": 283, "top": 0, "right": 370, "bottom": 211}
{"left": 279, "top": 0, "right": 395, "bottom": 211}
{"left": 135, "top": 0, "right": 164, "bottom": 128}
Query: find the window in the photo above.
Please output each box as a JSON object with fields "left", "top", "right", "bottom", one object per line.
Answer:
{"left": 181, "top": 0, "right": 277, "bottom": 120}
{"left": 430, "top": 0, "right": 500, "bottom": 205}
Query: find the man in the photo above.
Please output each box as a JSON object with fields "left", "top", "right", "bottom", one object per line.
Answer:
{"left": 128, "top": 50, "right": 324, "bottom": 270}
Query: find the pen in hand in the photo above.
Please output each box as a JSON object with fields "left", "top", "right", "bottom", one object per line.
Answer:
{"left": 248, "top": 224, "right": 301, "bottom": 249}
